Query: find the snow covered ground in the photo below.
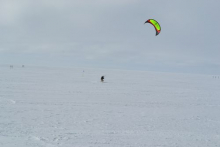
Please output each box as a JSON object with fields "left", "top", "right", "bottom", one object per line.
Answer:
{"left": 0, "top": 66, "right": 220, "bottom": 147}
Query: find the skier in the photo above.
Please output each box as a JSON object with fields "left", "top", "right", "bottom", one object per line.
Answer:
{"left": 101, "top": 76, "right": 104, "bottom": 82}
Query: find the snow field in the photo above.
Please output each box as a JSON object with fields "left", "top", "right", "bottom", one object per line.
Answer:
{"left": 0, "top": 66, "right": 220, "bottom": 147}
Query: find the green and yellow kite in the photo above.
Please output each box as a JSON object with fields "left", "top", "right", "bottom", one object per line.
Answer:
{"left": 145, "top": 19, "right": 161, "bottom": 36}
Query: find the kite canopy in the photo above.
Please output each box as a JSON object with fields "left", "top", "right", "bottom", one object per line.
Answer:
{"left": 145, "top": 19, "right": 161, "bottom": 36}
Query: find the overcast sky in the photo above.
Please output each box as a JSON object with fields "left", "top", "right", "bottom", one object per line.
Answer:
{"left": 0, "top": 0, "right": 219, "bottom": 74}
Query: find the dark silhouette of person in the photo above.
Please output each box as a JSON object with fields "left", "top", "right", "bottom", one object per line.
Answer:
{"left": 101, "top": 76, "right": 104, "bottom": 82}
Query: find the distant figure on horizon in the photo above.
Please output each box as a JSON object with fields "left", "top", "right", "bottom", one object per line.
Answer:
{"left": 101, "top": 76, "right": 104, "bottom": 82}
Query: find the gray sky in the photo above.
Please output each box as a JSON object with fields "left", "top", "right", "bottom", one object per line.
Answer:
{"left": 0, "top": 0, "right": 219, "bottom": 74}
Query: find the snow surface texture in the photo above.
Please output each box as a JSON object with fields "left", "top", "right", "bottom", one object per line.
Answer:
{"left": 0, "top": 66, "right": 220, "bottom": 147}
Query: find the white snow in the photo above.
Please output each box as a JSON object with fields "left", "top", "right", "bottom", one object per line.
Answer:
{"left": 0, "top": 66, "right": 220, "bottom": 147}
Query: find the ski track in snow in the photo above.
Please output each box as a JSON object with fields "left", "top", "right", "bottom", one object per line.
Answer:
{"left": 0, "top": 66, "right": 220, "bottom": 147}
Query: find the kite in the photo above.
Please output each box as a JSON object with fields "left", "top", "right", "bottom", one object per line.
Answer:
{"left": 144, "top": 19, "right": 161, "bottom": 36}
